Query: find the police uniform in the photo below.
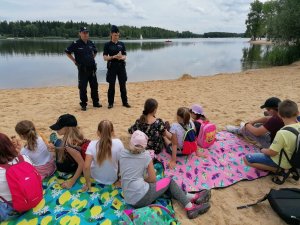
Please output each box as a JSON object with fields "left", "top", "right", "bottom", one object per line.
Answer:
{"left": 65, "top": 38, "right": 100, "bottom": 109}
{"left": 103, "top": 40, "right": 129, "bottom": 107}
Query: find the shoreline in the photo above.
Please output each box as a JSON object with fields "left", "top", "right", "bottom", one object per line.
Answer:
{"left": 0, "top": 62, "right": 289, "bottom": 91}
{"left": 0, "top": 61, "right": 300, "bottom": 224}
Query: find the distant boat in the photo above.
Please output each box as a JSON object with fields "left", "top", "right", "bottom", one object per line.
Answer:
{"left": 140, "top": 34, "right": 143, "bottom": 40}
{"left": 165, "top": 40, "right": 172, "bottom": 43}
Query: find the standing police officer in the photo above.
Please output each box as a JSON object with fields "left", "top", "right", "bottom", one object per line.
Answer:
{"left": 103, "top": 25, "right": 130, "bottom": 109}
{"left": 65, "top": 27, "right": 101, "bottom": 111}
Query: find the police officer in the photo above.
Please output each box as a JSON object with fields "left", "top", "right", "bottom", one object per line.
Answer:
{"left": 65, "top": 27, "right": 101, "bottom": 111}
{"left": 103, "top": 25, "right": 130, "bottom": 109}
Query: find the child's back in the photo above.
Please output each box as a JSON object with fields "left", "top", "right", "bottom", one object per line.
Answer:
{"left": 120, "top": 149, "right": 151, "bottom": 205}
{"left": 86, "top": 138, "right": 123, "bottom": 184}
{"left": 20, "top": 136, "right": 52, "bottom": 166}
{"left": 270, "top": 122, "right": 300, "bottom": 169}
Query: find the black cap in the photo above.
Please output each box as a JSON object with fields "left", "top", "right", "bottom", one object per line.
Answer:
{"left": 79, "top": 27, "right": 89, "bottom": 32}
{"left": 260, "top": 97, "right": 281, "bottom": 109}
{"left": 50, "top": 114, "right": 77, "bottom": 131}
{"left": 111, "top": 25, "right": 119, "bottom": 33}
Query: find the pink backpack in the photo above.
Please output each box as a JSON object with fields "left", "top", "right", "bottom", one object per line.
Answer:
{"left": 197, "top": 119, "right": 217, "bottom": 148}
{"left": 0, "top": 155, "right": 43, "bottom": 212}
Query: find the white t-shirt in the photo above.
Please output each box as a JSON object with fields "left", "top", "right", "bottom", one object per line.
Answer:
{"left": 170, "top": 121, "right": 195, "bottom": 149}
{"left": 20, "top": 136, "right": 52, "bottom": 166}
{"left": 86, "top": 139, "right": 123, "bottom": 185}
{"left": 0, "top": 155, "right": 32, "bottom": 202}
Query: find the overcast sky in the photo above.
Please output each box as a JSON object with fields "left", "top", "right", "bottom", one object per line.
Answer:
{"left": 0, "top": 0, "right": 268, "bottom": 34}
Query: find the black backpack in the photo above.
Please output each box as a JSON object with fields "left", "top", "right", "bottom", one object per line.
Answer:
{"left": 272, "top": 127, "right": 300, "bottom": 185}
{"left": 237, "top": 188, "right": 300, "bottom": 225}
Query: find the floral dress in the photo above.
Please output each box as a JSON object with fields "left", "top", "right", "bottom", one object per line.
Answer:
{"left": 128, "top": 118, "right": 166, "bottom": 154}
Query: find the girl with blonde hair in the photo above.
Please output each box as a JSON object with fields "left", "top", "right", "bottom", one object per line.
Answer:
{"left": 49, "top": 114, "right": 84, "bottom": 189}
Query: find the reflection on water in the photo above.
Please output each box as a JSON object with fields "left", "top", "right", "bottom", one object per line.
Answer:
{"left": 241, "top": 44, "right": 272, "bottom": 70}
{"left": 0, "top": 39, "right": 172, "bottom": 56}
{"left": 0, "top": 38, "right": 271, "bottom": 89}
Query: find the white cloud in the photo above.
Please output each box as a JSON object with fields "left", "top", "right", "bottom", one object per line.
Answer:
{"left": 0, "top": 0, "right": 261, "bottom": 33}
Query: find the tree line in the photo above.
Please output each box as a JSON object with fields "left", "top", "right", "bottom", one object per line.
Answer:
{"left": 0, "top": 20, "right": 246, "bottom": 39}
{"left": 0, "top": 20, "right": 204, "bottom": 39}
{"left": 245, "top": 0, "right": 300, "bottom": 44}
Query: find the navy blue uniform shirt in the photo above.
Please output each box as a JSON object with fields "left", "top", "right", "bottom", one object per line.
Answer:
{"left": 103, "top": 41, "right": 127, "bottom": 63}
{"left": 65, "top": 39, "right": 97, "bottom": 67}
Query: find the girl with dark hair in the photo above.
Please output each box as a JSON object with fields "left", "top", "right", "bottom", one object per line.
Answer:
{"left": 0, "top": 133, "right": 32, "bottom": 221}
{"left": 15, "top": 120, "right": 56, "bottom": 179}
{"left": 83, "top": 120, "right": 124, "bottom": 190}
{"left": 128, "top": 98, "right": 170, "bottom": 154}
{"left": 165, "top": 107, "right": 196, "bottom": 169}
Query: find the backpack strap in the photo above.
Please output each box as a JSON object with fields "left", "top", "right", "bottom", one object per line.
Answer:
{"left": 282, "top": 126, "right": 300, "bottom": 136}
{"left": 237, "top": 193, "right": 269, "bottom": 209}
{"left": 272, "top": 127, "right": 299, "bottom": 184}
{"left": 0, "top": 196, "right": 11, "bottom": 205}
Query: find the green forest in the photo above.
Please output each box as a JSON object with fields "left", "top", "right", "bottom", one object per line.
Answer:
{"left": 0, "top": 21, "right": 246, "bottom": 39}
{"left": 244, "top": 0, "right": 300, "bottom": 65}
{"left": 0, "top": 21, "right": 203, "bottom": 39}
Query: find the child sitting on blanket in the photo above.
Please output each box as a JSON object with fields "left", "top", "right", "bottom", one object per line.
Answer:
{"left": 0, "top": 133, "right": 33, "bottom": 222}
{"left": 128, "top": 98, "right": 171, "bottom": 155}
{"left": 189, "top": 104, "right": 207, "bottom": 137}
{"left": 244, "top": 100, "right": 300, "bottom": 182}
{"left": 48, "top": 114, "right": 84, "bottom": 189}
{"left": 83, "top": 120, "right": 123, "bottom": 190}
{"left": 120, "top": 130, "right": 211, "bottom": 219}
{"left": 14, "top": 120, "right": 56, "bottom": 179}
{"left": 164, "top": 107, "right": 196, "bottom": 169}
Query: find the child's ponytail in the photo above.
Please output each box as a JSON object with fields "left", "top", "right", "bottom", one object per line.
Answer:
{"left": 96, "top": 120, "right": 113, "bottom": 166}
{"left": 15, "top": 120, "right": 38, "bottom": 151}
{"left": 177, "top": 107, "right": 191, "bottom": 127}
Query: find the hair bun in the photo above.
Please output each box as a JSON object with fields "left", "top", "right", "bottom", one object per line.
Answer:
{"left": 142, "top": 110, "right": 147, "bottom": 115}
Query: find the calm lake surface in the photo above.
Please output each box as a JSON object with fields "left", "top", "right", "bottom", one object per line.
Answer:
{"left": 0, "top": 38, "right": 270, "bottom": 89}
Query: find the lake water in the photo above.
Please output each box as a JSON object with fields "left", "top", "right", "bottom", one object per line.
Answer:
{"left": 0, "top": 38, "right": 269, "bottom": 89}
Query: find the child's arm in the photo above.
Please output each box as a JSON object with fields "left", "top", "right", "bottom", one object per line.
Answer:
{"left": 83, "top": 154, "right": 93, "bottom": 190}
{"left": 168, "top": 133, "right": 178, "bottom": 169}
{"left": 261, "top": 148, "right": 278, "bottom": 157}
{"left": 249, "top": 116, "right": 270, "bottom": 125}
{"left": 244, "top": 123, "right": 268, "bottom": 136}
{"left": 62, "top": 146, "right": 84, "bottom": 189}
{"left": 144, "top": 161, "right": 156, "bottom": 183}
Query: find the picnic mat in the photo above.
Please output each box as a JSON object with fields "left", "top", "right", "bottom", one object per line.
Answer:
{"left": 156, "top": 131, "right": 269, "bottom": 192}
{"left": 3, "top": 163, "right": 177, "bottom": 225}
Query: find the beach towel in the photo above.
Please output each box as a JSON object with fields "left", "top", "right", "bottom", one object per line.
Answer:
{"left": 3, "top": 164, "right": 177, "bottom": 225}
{"left": 156, "top": 131, "right": 269, "bottom": 192}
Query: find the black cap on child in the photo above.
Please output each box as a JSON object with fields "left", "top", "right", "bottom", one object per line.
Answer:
{"left": 50, "top": 114, "right": 77, "bottom": 131}
{"left": 260, "top": 97, "right": 281, "bottom": 109}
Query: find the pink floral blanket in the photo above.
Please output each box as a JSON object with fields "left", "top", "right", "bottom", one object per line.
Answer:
{"left": 156, "top": 131, "right": 269, "bottom": 192}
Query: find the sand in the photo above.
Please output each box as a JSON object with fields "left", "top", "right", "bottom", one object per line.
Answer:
{"left": 1, "top": 61, "right": 300, "bottom": 224}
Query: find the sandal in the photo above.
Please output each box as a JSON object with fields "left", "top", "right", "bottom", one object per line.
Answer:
{"left": 290, "top": 167, "right": 300, "bottom": 181}
{"left": 272, "top": 168, "right": 291, "bottom": 185}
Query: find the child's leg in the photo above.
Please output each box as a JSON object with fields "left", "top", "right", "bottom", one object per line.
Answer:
{"left": 134, "top": 178, "right": 190, "bottom": 208}
{"left": 244, "top": 153, "right": 277, "bottom": 173}
{"left": 240, "top": 127, "right": 271, "bottom": 148}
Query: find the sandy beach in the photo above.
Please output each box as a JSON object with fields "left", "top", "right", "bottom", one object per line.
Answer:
{"left": 1, "top": 61, "right": 300, "bottom": 225}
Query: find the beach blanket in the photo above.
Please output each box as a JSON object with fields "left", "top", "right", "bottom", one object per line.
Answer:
{"left": 3, "top": 163, "right": 177, "bottom": 225}
{"left": 156, "top": 131, "right": 269, "bottom": 192}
